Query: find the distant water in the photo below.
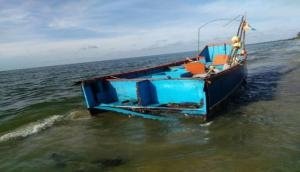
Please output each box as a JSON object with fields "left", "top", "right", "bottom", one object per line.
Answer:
{"left": 0, "top": 40, "right": 299, "bottom": 171}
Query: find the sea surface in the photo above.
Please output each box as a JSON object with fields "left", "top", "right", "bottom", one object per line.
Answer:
{"left": 0, "top": 39, "right": 299, "bottom": 172}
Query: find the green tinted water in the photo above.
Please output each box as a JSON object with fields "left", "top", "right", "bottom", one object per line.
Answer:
{"left": 0, "top": 40, "right": 299, "bottom": 171}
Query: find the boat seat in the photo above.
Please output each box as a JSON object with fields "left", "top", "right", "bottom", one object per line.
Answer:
{"left": 184, "top": 62, "right": 206, "bottom": 75}
{"left": 212, "top": 54, "right": 229, "bottom": 65}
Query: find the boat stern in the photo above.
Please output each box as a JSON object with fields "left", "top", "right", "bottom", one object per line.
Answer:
{"left": 81, "top": 78, "right": 208, "bottom": 119}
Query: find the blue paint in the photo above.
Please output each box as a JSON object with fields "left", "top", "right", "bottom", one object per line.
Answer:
{"left": 139, "top": 66, "right": 191, "bottom": 79}
{"left": 110, "top": 80, "right": 137, "bottom": 101}
{"left": 200, "top": 44, "right": 232, "bottom": 62}
{"left": 95, "top": 106, "right": 176, "bottom": 121}
{"left": 81, "top": 83, "right": 96, "bottom": 108}
{"left": 150, "top": 79, "right": 205, "bottom": 104}
{"left": 89, "top": 79, "right": 206, "bottom": 106}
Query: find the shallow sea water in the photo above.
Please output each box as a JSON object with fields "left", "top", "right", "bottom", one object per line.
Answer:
{"left": 0, "top": 40, "right": 299, "bottom": 171}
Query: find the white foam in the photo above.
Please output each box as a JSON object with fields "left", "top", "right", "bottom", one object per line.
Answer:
{"left": 0, "top": 115, "right": 62, "bottom": 142}
{"left": 67, "top": 110, "right": 91, "bottom": 120}
{"left": 199, "top": 121, "right": 213, "bottom": 127}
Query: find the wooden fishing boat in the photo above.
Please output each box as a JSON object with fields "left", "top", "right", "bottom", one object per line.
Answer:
{"left": 77, "top": 16, "right": 250, "bottom": 121}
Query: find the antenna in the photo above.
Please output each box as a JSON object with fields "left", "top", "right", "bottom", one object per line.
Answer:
{"left": 197, "top": 15, "right": 242, "bottom": 56}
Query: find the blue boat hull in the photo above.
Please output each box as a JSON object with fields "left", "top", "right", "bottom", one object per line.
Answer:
{"left": 79, "top": 44, "right": 247, "bottom": 120}
{"left": 205, "top": 62, "right": 247, "bottom": 112}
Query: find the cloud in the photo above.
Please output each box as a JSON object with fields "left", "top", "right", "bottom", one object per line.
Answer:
{"left": 48, "top": 18, "right": 79, "bottom": 29}
{"left": 0, "top": 0, "right": 299, "bottom": 70}
{"left": 0, "top": 9, "right": 29, "bottom": 24}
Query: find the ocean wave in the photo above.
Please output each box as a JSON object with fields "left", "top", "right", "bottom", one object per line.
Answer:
{"left": 0, "top": 115, "right": 63, "bottom": 142}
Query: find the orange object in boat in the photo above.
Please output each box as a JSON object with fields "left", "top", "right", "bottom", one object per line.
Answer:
{"left": 184, "top": 62, "right": 206, "bottom": 75}
{"left": 212, "top": 54, "right": 229, "bottom": 65}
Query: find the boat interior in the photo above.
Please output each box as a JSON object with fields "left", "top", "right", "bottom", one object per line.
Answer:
{"left": 110, "top": 43, "right": 234, "bottom": 80}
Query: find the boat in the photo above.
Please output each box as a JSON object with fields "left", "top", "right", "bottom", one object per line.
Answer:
{"left": 77, "top": 16, "right": 251, "bottom": 121}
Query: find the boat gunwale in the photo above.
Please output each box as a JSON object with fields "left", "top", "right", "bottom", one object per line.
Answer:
{"left": 74, "top": 57, "right": 199, "bottom": 85}
{"left": 75, "top": 43, "right": 247, "bottom": 85}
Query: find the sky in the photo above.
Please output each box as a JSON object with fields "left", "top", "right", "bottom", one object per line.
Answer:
{"left": 0, "top": 0, "right": 299, "bottom": 71}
